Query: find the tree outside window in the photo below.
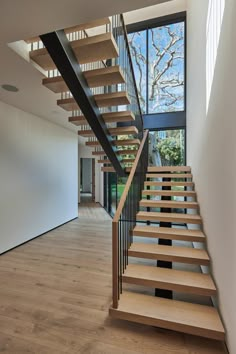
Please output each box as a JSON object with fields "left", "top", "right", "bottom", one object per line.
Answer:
{"left": 128, "top": 21, "right": 185, "bottom": 114}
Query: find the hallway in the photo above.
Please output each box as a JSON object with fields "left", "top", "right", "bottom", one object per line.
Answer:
{"left": 0, "top": 204, "right": 227, "bottom": 353}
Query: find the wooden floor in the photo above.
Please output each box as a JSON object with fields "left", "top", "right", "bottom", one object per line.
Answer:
{"left": 0, "top": 203, "right": 227, "bottom": 354}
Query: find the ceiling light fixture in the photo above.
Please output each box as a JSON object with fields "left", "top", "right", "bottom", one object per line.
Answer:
{"left": 1, "top": 84, "right": 19, "bottom": 92}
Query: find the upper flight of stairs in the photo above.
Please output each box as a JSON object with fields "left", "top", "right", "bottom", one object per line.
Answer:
{"left": 110, "top": 165, "right": 225, "bottom": 341}
{"left": 28, "top": 16, "right": 139, "bottom": 173}
{"left": 30, "top": 32, "right": 119, "bottom": 70}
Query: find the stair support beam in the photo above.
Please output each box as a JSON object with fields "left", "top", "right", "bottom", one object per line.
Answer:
{"left": 156, "top": 175, "right": 173, "bottom": 299}
{"left": 40, "top": 30, "right": 125, "bottom": 177}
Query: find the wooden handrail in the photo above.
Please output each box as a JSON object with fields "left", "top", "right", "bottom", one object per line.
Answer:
{"left": 113, "top": 130, "right": 149, "bottom": 223}
{"left": 112, "top": 129, "right": 149, "bottom": 308}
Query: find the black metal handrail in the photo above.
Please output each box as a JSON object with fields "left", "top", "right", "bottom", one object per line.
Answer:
{"left": 120, "top": 15, "right": 143, "bottom": 129}
{"left": 111, "top": 15, "right": 144, "bottom": 139}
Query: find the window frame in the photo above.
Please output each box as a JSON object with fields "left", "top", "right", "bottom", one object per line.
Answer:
{"left": 127, "top": 11, "right": 187, "bottom": 128}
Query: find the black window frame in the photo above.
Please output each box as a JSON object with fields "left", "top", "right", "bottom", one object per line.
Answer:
{"left": 127, "top": 11, "right": 187, "bottom": 130}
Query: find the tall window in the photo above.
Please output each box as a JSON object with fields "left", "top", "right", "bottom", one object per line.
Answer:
{"left": 128, "top": 18, "right": 185, "bottom": 114}
{"left": 206, "top": 0, "right": 225, "bottom": 112}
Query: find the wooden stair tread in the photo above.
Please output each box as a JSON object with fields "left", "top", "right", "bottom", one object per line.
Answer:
{"left": 58, "top": 91, "right": 130, "bottom": 111}
{"left": 86, "top": 141, "right": 102, "bottom": 146}
{"left": 101, "top": 166, "right": 131, "bottom": 173}
{"left": 57, "top": 97, "right": 79, "bottom": 111}
{"left": 69, "top": 110, "right": 135, "bottom": 126}
{"left": 146, "top": 173, "right": 193, "bottom": 179}
{"left": 144, "top": 181, "right": 194, "bottom": 187}
{"left": 43, "top": 76, "right": 68, "bottom": 94}
{"left": 30, "top": 32, "right": 119, "bottom": 70}
{"left": 113, "top": 139, "right": 140, "bottom": 147}
{"left": 86, "top": 140, "right": 139, "bottom": 147}
{"left": 92, "top": 150, "right": 106, "bottom": 155}
{"left": 117, "top": 149, "right": 138, "bottom": 155}
{"left": 142, "top": 190, "right": 196, "bottom": 197}
{"left": 136, "top": 211, "right": 202, "bottom": 224}
{"left": 43, "top": 65, "right": 125, "bottom": 93}
{"left": 101, "top": 166, "right": 115, "bottom": 172}
{"left": 84, "top": 65, "right": 125, "bottom": 87}
{"left": 122, "top": 158, "right": 135, "bottom": 163}
{"left": 148, "top": 166, "right": 191, "bottom": 173}
{"left": 123, "top": 264, "right": 216, "bottom": 296}
{"left": 93, "top": 91, "right": 130, "bottom": 107}
{"left": 140, "top": 200, "right": 199, "bottom": 209}
{"left": 102, "top": 111, "right": 135, "bottom": 123}
{"left": 97, "top": 159, "right": 111, "bottom": 164}
{"left": 109, "top": 126, "right": 138, "bottom": 135}
{"left": 79, "top": 126, "right": 138, "bottom": 137}
{"left": 69, "top": 115, "right": 88, "bottom": 126}
{"left": 110, "top": 291, "right": 225, "bottom": 340}
{"left": 132, "top": 225, "right": 205, "bottom": 242}
{"left": 128, "top": 243, "right": 210, "bottom": 265}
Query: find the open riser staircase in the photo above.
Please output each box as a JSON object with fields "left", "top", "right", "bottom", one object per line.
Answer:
{"left": 110, "top": 131, "right": 225, "bottom": 341}
{"left": 25, "top": 15, "right": 226, "bottom": 343}
{"left": 27, "top": 15, "right": 142, "bottom": 175}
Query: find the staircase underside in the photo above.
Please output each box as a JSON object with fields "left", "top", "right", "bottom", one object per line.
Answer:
{"left": 28, "top": 16, "right": 140, "bottom": 175}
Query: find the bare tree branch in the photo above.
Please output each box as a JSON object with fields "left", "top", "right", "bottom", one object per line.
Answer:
{"left": 129, "top": 23, "right": 184, "bottom": 111}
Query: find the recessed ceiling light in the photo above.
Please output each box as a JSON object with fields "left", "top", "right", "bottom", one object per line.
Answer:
{"left": 1, "top": 84, "right": 19, "bottom": 92}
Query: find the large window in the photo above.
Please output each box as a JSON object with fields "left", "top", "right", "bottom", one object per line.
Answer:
{"left": 128, "top": 16, "right": 185, "bottom": 115}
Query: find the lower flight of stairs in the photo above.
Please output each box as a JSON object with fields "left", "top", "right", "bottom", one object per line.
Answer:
{"left": 110, "top": 165, "right": 225, "bottom": 341}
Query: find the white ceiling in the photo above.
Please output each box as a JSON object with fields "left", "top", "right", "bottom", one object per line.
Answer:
{"left": 0, "top": 0, "right": 172, "bottom": 134}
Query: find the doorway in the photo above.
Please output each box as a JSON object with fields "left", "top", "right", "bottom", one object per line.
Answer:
{"left": 80, "top": 158, "right": 95, "bottom": 203}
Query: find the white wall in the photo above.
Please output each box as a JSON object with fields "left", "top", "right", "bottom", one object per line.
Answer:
{"left": 0, "top": 100, "right": 78, "bottom": 254}
{"left": 124, "top": 0, "right": 187, "bottom": 25}
{"left": 187, "top": 0, "right": 236, "bottom": 351}
{"left": 78, "top": 144, "right": 104, "bottom": 205}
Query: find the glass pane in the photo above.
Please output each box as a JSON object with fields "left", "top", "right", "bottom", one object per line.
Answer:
{"left": 105, "top": 174, "right": 127, "bottom": 217}
{"left": 110, "top": 173, "right": 117, "bottom": 215}
{"left": 148, "top": 129, "right": 186, "bottom": 215}
{"left": 148, "top": 22, "right": 185, "bottom": 113}
{"left": 149, "top": 129, "right": 185, "bottom": 167}
{"left": 128, "top": 31, "right": 147, "bottom": 114}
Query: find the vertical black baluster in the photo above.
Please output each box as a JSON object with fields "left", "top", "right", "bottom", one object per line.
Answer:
{"left": 118, "top": 221, "right": 120, "bottom": 299}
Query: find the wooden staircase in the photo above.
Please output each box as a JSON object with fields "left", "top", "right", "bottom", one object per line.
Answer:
{"left": 27, "top": 16, "right": 140, "bottom": 174}
{"left": 110, "top": 165, "right": 225, "bottom": 341}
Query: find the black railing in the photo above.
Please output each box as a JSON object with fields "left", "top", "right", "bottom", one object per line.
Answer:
{"left": 112, "top": 130, "right": 149, "bottom": 308}
{"left": 111, "top": 14, "right": 143, "bottom": 139}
